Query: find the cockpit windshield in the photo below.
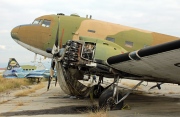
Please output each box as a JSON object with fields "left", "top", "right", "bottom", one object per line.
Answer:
{"left": 41, "top": 20, "right": 51, "bottom": 27}
{"left": 32, "top": 19, "right": 51, "bottom": 27}
{"left": 32, "top": 19, "right": 43, "bottom": 24}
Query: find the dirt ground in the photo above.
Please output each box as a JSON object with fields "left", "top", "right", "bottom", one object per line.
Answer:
{"left": 0, "top": 80, "right": 180, "bottom": 117}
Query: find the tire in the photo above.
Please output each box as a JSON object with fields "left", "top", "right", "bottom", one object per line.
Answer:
{"left": 93, "top": 85, "right": 104, "bottom": 98}
{"left": 99, "top": 89, "right": 124, "bottom": 110}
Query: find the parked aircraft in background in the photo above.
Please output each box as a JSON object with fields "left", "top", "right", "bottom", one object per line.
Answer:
{"left": 3, "top": 58, "right": 26, "bottom": 78}
{"left": 3, "top": 58, "right": 50, "bottom": 79}
{"left": 11, "top": 13, "right": 180, "bottom": 110}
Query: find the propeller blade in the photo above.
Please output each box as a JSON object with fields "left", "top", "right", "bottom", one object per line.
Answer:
{"left": 52, "top": 17, "right": 60, "bottom": 55}
{"left": 51, "top": 60, "right": 55, "bottom": 70}
{"left": 47, "top": 59, "right": 55, "bottom": 91}
{"left": 47, "top": 17, "right": 60, "bottom": 90}
{"left": 59, "top": 28, "right": 64, "bottom": 48}
{"left": 55, "top": 18, "right": 59, "bottom": 48}
{"left": 55, "top": 76, "right": 57, "bottom": 87}
{"left": 47, "top": 76, "right": 51, "bottom": 91}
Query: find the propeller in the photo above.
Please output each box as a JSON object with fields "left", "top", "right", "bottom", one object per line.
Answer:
{"left": 46, "top": 17, "right": 60, "bottom": 91}
{"left": 46, "top": 17, "right": 80, "bottom": 91}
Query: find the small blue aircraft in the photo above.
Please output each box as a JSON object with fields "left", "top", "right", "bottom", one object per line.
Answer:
{"left": 3, "top": 58, "right": 50, "bottom": 79}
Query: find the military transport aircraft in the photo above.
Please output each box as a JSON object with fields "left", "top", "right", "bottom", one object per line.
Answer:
{"left": 11, "top": 13, "right": 180, "bottom": 110}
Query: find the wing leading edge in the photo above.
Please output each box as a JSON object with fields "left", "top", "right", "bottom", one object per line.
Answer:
{"left": 107, "top": 39, "right": 180, "bottom": 84}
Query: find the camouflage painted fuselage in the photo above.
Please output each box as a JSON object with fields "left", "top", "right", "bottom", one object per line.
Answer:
{"left": 11, "top": 14, "right": 179, "bottom": 60}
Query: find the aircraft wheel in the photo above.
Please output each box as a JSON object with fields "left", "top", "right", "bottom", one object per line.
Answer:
{"left": 99, "top": 89, "right": 123, "bottom": 110}
{"left": 93, "top": 85, "right": 104, "bottom": 98}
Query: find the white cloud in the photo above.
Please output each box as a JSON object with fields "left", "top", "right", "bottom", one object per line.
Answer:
{"left": 0, "top": 30, "right": 9, "bottom": 33}
{"left": 0, "top": 45, "right": 6, "bottom": 50}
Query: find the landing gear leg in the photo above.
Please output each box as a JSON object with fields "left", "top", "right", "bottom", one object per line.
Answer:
{"left": 99, "top": 75, "right": 123, "bottom": 110}
{"left": 99, "top": 75, "right": 143, "bottom": 110}
{"left": 115, "top": 80, "right": 143, "bottom": 105}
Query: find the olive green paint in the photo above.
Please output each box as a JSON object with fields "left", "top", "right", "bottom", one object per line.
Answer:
{"left": 43, "top": 15, "right": 59, "bottom": 50}
{"left": 43, "top": 15, "right": 86, "bottom": 50}
{"left": 107, "top": 30, "right": 153, "bottom": 52}
{"left": 59, "top": 16, "right": 86, "bottom": 45}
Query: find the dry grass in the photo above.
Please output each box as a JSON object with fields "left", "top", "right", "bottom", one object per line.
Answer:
{"left": 168, "top": 91, "right": 175, "bottom": 94}
{"left": 16, "top": 100, "right": 24, "bottom": 106}
{"left": 153, "top": 91, "right": 160, "bottom": 94}
{"left": 87, "top": 110, "right": 108, "bottom": 117}
{"left": 0, "top": 75, "right": 33, "bottom": 93}
{"left": 15, "top": 83, "right": 45, "bottom": 97}
{"left": 0, "top": 100, "right": 9, "bottom": 104}
{"left": 15, "top": 89, "right": 35, "bottom": 97}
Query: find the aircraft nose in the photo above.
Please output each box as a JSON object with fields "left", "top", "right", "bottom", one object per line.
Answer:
{"left": 11, "top": 26, "right": 20, "bottom": 40}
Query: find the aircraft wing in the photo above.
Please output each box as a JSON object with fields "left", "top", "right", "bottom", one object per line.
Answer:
{"left": 25, "top": 70, "right": 46, "bottom": 78}
{"left": 107, "top": 39, "right": 180, "bottom": 84}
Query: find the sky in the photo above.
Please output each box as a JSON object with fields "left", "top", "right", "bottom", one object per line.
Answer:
{"left": 0, "top": 0, "right": 180, "bottom": 67}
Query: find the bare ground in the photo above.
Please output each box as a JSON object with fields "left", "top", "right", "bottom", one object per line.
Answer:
{"left": 0, "top": 80, "right": 180, "bottom": 117}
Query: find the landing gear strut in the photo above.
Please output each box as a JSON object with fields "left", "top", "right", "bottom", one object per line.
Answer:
{"left": 99, "top": 75, "right": 143, "bottom": 110}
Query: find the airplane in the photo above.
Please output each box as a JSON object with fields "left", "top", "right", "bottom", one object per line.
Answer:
{"left": 3, "top": 58, "right": 24, "bottom": 78}
{"left": 10, "top": 13, "right": 180, "bottom": 110}
{"left": 3, "top": 58, "right": 50, "bottom": 81}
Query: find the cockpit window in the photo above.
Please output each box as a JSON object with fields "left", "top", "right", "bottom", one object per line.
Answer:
{"left": 32, "top": 19, "right": 43, "bottom": 24}
{"left": 42, "top": 20, "right": 51, "bottom": 27}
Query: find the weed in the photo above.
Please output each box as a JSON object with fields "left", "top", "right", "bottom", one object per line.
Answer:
{"left": 0, "top": 76, "right": 33, "bottom": 92}
{"left": 87, "top": 109, "right": 108, "bottom": 117}
{"left": 168, "top": 91, "right": 175, "bottom": 94}
{"left": 16, "top": 101, "right": 24, "bottom": 106}
{"left": 15, "top": 89, "right": 35, "bottom": 97}
{"left": 0, "top": 100, "right": 9, "bottom": 104}
{"left": 15, "top": 83, "right": 45, "bottom": 97}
